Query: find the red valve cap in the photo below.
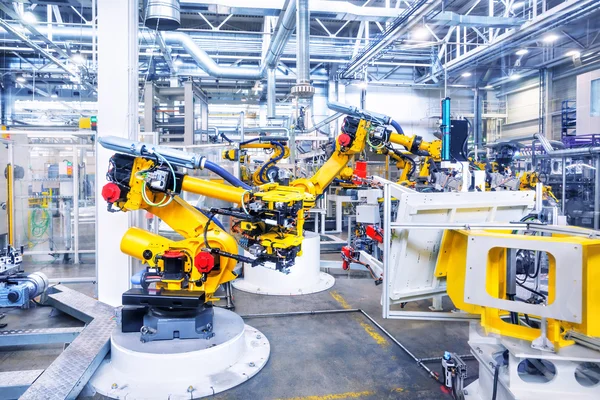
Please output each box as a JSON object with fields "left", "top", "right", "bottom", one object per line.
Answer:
{"left": 338, "top": 133, "right": 352, "bottom": 147}
{"left": 195, "top": 251, "right": 215, "bottom": 274}
{"left": 101, "top": 182, "right": 121, "bottom": 203}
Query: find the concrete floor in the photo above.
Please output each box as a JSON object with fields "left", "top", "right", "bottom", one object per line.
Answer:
{"left": 1, "top": 259, "right": 478, "bottom": 400}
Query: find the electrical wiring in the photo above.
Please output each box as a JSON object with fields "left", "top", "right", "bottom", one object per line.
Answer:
{"left": 240, "top": 190, "right": 250, "bottom": 215}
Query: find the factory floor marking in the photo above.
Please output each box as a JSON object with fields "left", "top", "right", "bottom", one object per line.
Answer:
{"left": 275, "top": 390, "right": 375, "bottom": 400}
{"left": 329, "top": 291, "right": 388, "bottom": 347}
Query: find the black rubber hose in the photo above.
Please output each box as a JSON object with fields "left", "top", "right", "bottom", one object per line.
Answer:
{"left": 492, "top": 365, "right": 500, "bottom": 400}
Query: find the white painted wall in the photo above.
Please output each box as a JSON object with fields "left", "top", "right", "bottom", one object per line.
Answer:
{"left": 576, "top": 69, "right": 600, "bottom": 135}
{"left": 344, "top": 85, "right": 473, "bottom": 141}
{"left": 500, "top": 74, "right": 577, "bottom": 140}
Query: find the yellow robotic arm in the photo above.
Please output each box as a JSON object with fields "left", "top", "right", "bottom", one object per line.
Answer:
{"left": 291, "top": 117, "right": 370, "bottom": 200}
{"left": 100, "top": 139, "right": 306, "bottom": 302}
{"left": 223, "top": 140, "right": 290, "bottom": 186}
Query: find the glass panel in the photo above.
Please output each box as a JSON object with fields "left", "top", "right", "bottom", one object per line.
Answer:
{"left": 591, "top": 78, "right": 600, "bottom": 117}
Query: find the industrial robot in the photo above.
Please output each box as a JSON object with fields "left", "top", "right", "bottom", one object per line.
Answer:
{"left": 221, "top": 136, "right": 291, "bottom": 186}
{"left": 99, "top": 137, "right": 310, "bottom": 342}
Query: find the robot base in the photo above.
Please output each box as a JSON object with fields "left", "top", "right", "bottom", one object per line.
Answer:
{"left": 232, "top": 231, "right": 335, "bottom": 296}
{"left": 464, "top": 323, "right": 600, "bottom": 400}
{"left": 89, "top": 307, "right": 270, "bottom": 399}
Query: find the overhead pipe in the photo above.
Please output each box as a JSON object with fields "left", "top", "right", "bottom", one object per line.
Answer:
{"left": 421, "top": 0, "right": 600, "bottom": 82}
{"left": 163, "top": 0, "right": 296, "bottom": 80}
{"left": 267, "top": 68, "right": 277, "bottom": 119}
{"left": 296, "top": 0, "right": 310, "bottom": 85}
{"left": 339, "top": 0, "right": 441, "bottom": 78}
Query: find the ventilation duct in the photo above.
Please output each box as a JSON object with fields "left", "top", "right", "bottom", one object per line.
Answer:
{"left": 291, "top": 0, "right": 314, "bottom": 97}
{"left": 145, "top": 0, "right": 181, "bottom": 31}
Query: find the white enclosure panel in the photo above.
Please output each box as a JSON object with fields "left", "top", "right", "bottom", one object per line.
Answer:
{"left": 374, "top": 177, "right": 535, "bottom": 305}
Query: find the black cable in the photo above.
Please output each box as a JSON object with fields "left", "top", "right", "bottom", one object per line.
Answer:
{"left": 491, "top": 364, "right": 500, "bottom": 400}
{"left": 463, "top": 117, "right": 472, "bottom": 160}
{"left": 516, "top": 280, "right": 547, "bottom": 299}
{"left": 204, "top": 213, "right": 217, "bottom": 250}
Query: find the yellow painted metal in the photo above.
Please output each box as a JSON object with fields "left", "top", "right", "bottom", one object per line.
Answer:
{"left": 388, "top": 133, "right": 442, "bottom": 161}
{"left": 120, "top": 225, "right": 237, "bottom": 301}
{"left": 181, "top": 175, "right": 248, "bottom": 205}
{"left": 436, "top": 229, "right": 600, "bottom": 348}
{"left": 5, "top": 164, "right": 13, "bottom": 245}
{"left": 78, "top": 117, "right": 92, "bottom": 129}
{"left": 291, "top": 119, "right": 369, "bottom": 197}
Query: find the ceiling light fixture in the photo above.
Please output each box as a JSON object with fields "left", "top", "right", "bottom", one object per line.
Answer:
{"left": 516, "top": 49, "right": 528, "bottom": 56}
{"left": 16, "top": 76, "right": 26, "bottom": 83}
{"left": 509, "top": 74, "right": 521, "bottom": 81}
{"left": 511, "top": 1, "right": 525, "bottom": 10}
{"left": 542, "top": 34, "right": 559, "bottom": 43}
{"left": 413, "top": 26, "right": 429, "bottom": 40}
{"left": 23, "top": 11, "right": 37, "bottom": 24}
{"left": 357, "top": 81, "right": 368, "bottom": 89}
{"left": 71, "top": 52, "right": 85, "bottom": 65}
{"left": 51, "top": 93, "right": 58, "bottom": 98}
{"left": 461, "top": 72, "right": 472, "bottom": 78}
{"left": 565, "top": 50, "right": 581, "bottom": 57}
{"left": 173, "top": 58, "right": 184, "bottom": 67}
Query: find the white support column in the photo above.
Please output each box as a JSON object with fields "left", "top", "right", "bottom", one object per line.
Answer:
{"left": 96, "top": 0, "right": 138, "bottom": 306}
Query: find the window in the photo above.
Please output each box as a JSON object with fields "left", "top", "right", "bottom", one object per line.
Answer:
{"left": 591, "top": 78, "right": 600, "bottom": 117}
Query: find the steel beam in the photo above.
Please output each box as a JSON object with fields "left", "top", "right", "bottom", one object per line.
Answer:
{"left": 0, "top": 18, "right": 76, "bottom": 77}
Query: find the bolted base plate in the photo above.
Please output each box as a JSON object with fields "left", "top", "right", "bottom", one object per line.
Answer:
{"left": 88, "top": 307, "right": 270, "bottom": 399}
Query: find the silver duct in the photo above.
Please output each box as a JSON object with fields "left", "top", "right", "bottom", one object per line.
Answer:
{"left": 267, "top": 68, "right": 277, "bottom": 119}
{"left": 291, "top": 0, "right": 314, "bottom": 97}
{"left": 163, "top": 32, "right": 264, "bottom": 79}
{"left": 296, "top": 0, "right": 310, "bottom": 84}
{"left": 165, "top": 0, "right": 295, "bottom": 80}
{"left": 263, "top": 0, "right": 297, "bottom": 70}
{"left": 145, "top": 0, "right": 181, "bottom": 31}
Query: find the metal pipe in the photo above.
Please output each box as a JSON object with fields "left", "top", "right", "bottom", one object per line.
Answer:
{"left": 163, "top": 31, "right": 264, "bottom": 79}
{"left": 424, "top": 0, "right": 600, "bottom": 81}
{"left": 239, "top": 307, "right": 439, "bottom": 381}
{"left": 327, "top": 101, "right": 391, "bottom": 125}
{"left": 358, "top": 310, "right": 439, "bottom": 380}
{"left": 297, "top": 112, "right": 343, "bottom": 134}
{"left": 340, "top": 0, "right": 441, "bottom": 78}
{"left": 267, "top": 68, "right": 277, "bottom": 119}
{"left": 263, "top": 0, "right": 297, "bottom": 70}
{"left": 296, "top": 0, "right": 310, "bottom": 84}
{"left": 562, "top": 156, "right": 566, "bottom": 215}
{"left": 595, "top": 156, "right": 600, "bottom": 229}
{"left": 0, "top": 18, "right": 77, "bottom": 78}
{"left": 162, "top": 0, "right": 296, "bottom": 79}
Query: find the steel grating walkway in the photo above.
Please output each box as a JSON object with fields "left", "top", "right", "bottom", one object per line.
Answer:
{"left": 19, "top": 285, "right": 116, "bottom": 400}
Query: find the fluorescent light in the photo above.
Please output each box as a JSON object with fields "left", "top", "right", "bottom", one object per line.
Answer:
{"left": 516, "top": 49, "right": 528, "bottom": 56}
{"left": 413, "top": 26, "right": 429, "bottom": 40}
{"left": 23, "top": 11, "right": 37, "bottom": 24}
{"left": 543, "top": 34, "right": 559, "bottom": 43}
{"left": 174, "top": 58, "right": 184, "bottom": 67}
{"left": 241, "top": 98, "right": 247, "bottom": 102}
{"left": 71, "top": 52, "right": 85, "bottom": 65}
{"left": 50, "top": 93, "right": 58, "bottom": 98}
{"left": 461, "top": 72, "right": 472, "bottom": 78}
{"left": 511, "top": 1, "right": 525, "bottom": 10}
{"left": 16, "top": 76, "right": 26, "bottom": 83}
{"left": 566, "top": 50, "right": 581, "bottom": 57}
{"left": 509, "top": 74, "right": 521, "bottom": 81}
{"left": 357, "top": 81, "right": 368, "bottom": 89}
{"left": 484, "top": 85, "right": 495, "bottom": 90}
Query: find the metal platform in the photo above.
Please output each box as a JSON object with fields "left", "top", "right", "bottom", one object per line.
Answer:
{"left": 0, "top": 327, "right": 83, "bottom": 346}
{"left": 15, "top": 285, "right": 116, "bottom": 400}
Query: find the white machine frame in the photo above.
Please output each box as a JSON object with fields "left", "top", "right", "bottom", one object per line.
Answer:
{"left": 374, "top": 177, "right": 536, "bottom": 321}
